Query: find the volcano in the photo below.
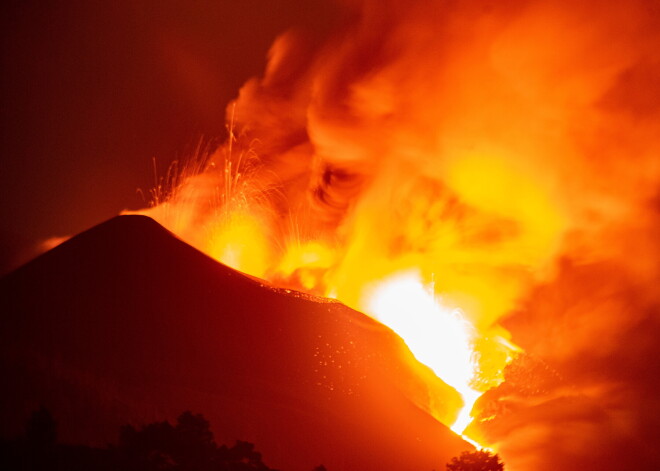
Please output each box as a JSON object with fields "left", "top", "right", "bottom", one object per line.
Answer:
{"left": 0, "top": 215, "right": 470, "bottom": 470}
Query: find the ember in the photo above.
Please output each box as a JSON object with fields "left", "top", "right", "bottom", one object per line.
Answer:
{"left": 128, "top": 0, "right": 660, "bottom": 464}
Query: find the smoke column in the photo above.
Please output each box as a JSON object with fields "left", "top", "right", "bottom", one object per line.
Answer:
{"left": 135, "top": 1, "right": 660, "bottom": 468}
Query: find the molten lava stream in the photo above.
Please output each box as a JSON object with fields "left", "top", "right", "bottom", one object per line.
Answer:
{"left": 135, "top": 191, "right": 517, "bottom": 449}
{"left": 132, "top": 149, "right": 519, "bottom": 448}
{"left": 363, "top": 272, "right": 489, "bottom": 442}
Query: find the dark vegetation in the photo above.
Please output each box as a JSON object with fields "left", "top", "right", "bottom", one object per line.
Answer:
{"left": 0, "top": 408, "right": 296, "bottom": 471}
{"left": 0, "top": 408, "right": 504, "bottom": 470}
{"left": 445, "top": 450, "right": 504, "bottom": 471}
{"left": 0, "top": 216, "right": 473, "bottom": 470}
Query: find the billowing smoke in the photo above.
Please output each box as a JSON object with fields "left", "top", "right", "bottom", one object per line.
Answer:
{"left": 137, "top": 1, "right": 660, "bottom": 468}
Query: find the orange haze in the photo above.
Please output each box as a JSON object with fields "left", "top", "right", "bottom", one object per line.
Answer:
{"left": 130, "top": 1, "right": 660, "bottom": 468}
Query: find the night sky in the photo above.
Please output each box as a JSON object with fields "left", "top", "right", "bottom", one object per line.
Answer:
{"left": 0, "top": 0, "right": 336, "bottom": 274}
{"left": 2, "top": 2, "right": 660, "bottom": 470}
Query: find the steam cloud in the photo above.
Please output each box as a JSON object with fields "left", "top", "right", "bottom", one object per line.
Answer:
{"left": 140, "top": 1, "right": 660, "bottom": 469}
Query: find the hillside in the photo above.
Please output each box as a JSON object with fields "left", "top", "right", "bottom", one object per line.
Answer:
{"left": 0, "top": 215, "right": 469, "bottom": 471}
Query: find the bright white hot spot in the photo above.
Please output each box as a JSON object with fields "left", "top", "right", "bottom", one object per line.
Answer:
{"left": 364, "top": 271, "right": 480, "bottom": 434}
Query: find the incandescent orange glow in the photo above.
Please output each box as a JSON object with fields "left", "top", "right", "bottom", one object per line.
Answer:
{"left": 129, "top": 0, "right": 660, "bottom": 457}
{"left": 207, "top": 210, "right": 273, "bottom": 279}
{"left": 362, "top": 271, "right": 481, "bottom": 434}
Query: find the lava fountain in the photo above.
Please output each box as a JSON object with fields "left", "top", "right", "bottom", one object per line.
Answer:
{"left": 129, "top": 0, "right": 660, "bottom": 454}
{"left": 363, "top": 271, "right": 495, "bottom": 436}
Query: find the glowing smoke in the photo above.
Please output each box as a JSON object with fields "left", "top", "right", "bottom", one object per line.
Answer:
{"left": 134, "top": 1, "right": 660, "bottom": 468}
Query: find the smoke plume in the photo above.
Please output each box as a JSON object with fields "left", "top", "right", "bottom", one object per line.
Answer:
{"left": 137, "top": 1, "right": 660, "bottom": 468}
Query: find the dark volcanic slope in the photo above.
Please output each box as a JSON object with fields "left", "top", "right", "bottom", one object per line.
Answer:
{"left": 0, "top": 215, "right": 468, "bottom": 471}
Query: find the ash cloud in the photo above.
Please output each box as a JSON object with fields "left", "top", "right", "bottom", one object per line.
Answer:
{"left": 145, "top": 1, "right": 660, "bottom": 468}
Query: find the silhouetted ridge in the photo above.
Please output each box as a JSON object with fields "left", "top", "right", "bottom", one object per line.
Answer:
{"left": 77, "top": 214, "right": 170, "bottom": 237}
{"left": 0, "top": 215, "right": 469, "bottom": 471}
{"left": 1, "top": 408, "right": 283, "bottom": 471}
{"left": 2, "top": 214, "right": 242, "bottom": 285}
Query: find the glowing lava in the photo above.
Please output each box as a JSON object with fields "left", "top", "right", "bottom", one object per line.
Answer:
{"left": 126, "top": 0, "right": 648, "bottom": 451}
{"left": 363, "top": 271, "right": 480, "bottom": 435}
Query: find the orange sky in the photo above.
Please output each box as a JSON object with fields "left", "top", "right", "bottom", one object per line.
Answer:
{"left": 0, "top": 0, "right": 337, "bottom": 274}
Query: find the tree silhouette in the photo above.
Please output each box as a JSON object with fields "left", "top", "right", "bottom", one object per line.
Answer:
{"left": 2, "top": 408, "right": 298, "bottom": 471}
{"left": 117, "top": 419, "right": 178, "bottom": 470}
{"left": 23, "top": 406, "right": 58, "bottom": 470}
{"left": 26, "top": 406, "right": 57, "bottom": 448}
{"left": 446, "top": 450, "right": 504, "bottom": 471}
{"left": 218, "top": 440, "right": 275, "bottom": 470}
{"left": 116, "top": 410, "right": 279, "bottom": 470}
{"left": 173, "top": 411, "right": 216, "bottom": 468}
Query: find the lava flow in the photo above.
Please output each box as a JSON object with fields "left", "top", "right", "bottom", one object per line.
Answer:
{"left": 130, "top": 0, "right": 660, "bottom": 455}
{"left": 363, "top": 270, "right": 510, "bottom": 437}
{"left": 136, "top": 133, "right": 523, "bottom": 443}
